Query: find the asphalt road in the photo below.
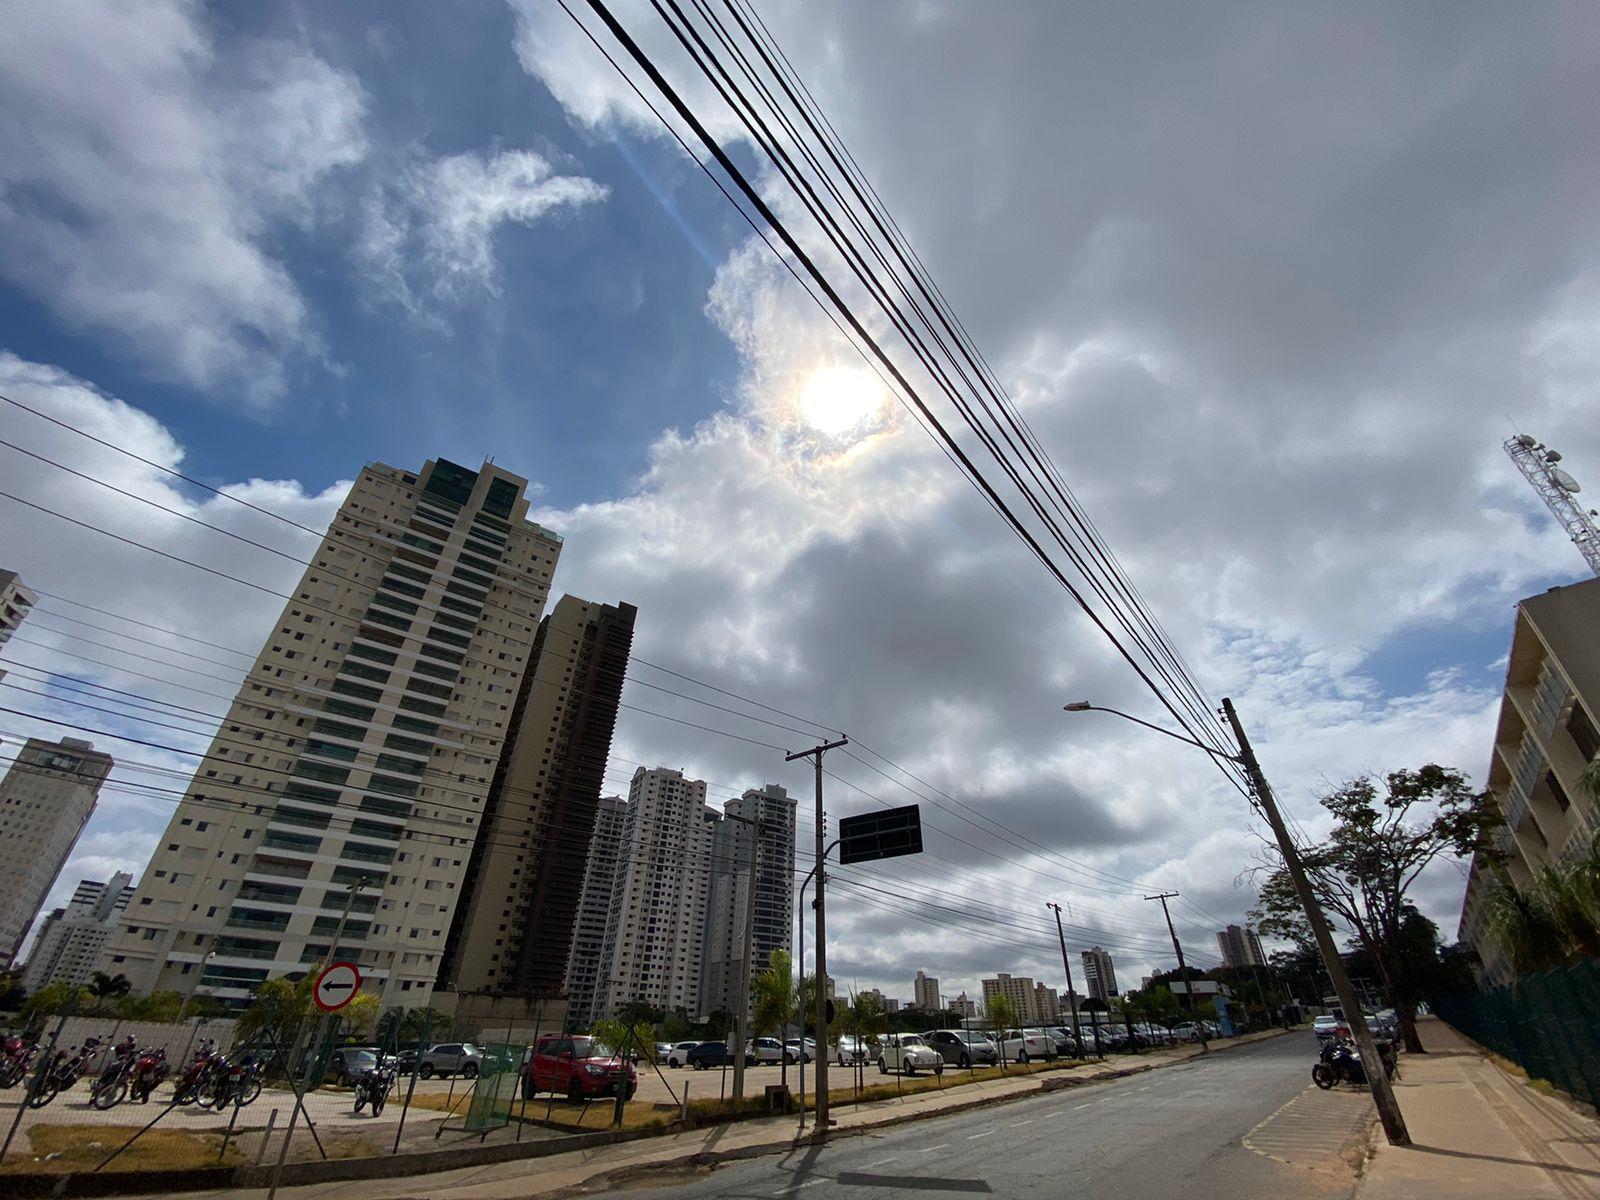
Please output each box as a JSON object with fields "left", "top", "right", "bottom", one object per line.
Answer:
{"left": 584, "top": 1032, "right": 1362, "bottom": 1200}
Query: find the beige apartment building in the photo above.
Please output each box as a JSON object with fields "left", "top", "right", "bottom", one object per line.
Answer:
{"left": 0, "top": 569, "right": 35, "bottom": 648}
{"left": 1080, "top": 946, "right": 1118, "bottom": 1001}
{"left": 912, "top": 970, "right": 940, "bottom": 1011}
{"left": 22, "top": 872, "right": 134, "bottom": 992}
{"left": 438, "top": 595, "right": 635, "bottom": 999}
{"left": 1459, "top": 577, "right": 1600, "bottom": 985}
{"left": 0, "top": 736, "right": 114, "bottom": 967}
{"left": 982, "top": 972, "right": 1042, "bottom": 1022}
{"left": 102, "top": 458, "right": 561, "bottom": 1008}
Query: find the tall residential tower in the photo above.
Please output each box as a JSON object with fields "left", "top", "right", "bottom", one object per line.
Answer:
{"left": 699, "top": 784, "right": 797, "bottom": 1020}
{"left": 103, "top": 458, "right": 560, "bottom": 1008}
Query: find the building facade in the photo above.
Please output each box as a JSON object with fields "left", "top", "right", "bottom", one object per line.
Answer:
{"left": 595, "top": 767, "right": 716, "bottom": 1019}
{"left": 949, "top": 991, "right": 977, "bottom": 1018}
{"left": 0, "top": 569, "right": 36, "bottom": 657}
{"left": 1460, "top": 577, "right": 1600, "bottom": 985}
{"left": 699, "top": 784, "right": 797, "bottom": 1021}
{"left": 439, "top": 596, "right": 635, "bottom": 997}
{"left": 562, "top": 795, "right": 628, "bottom": 1027}
{"left": 1033, "top": 981, "right": 1061, "bottom": 1021}
{"left": 0, "top": 737, "right": 114, "bottom": 967}
{"left": 981, "top": 973, "right": 1040, "bottom": 1022}
{"left": 22, "top": 872, "right": 134, "bottom": 991}
{"left": 102, "top": 458, "right": 561, "bottom": 1008}
{"left": 1080, "top": 946, "right": 1118, "bottom": 1000}
{"left": 912, "top": 971, "right": 940, "bottom": 1011}
{"left": 1216, "top": 925, "right": 1266, "bottom": 970}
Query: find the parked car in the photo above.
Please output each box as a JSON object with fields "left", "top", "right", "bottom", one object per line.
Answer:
{"left": 654, "top": 1042, "right": 674, "bottom": 1064}
{"left": 998, "top": 1028, "right": 1057, "bottom": 1063}
{"left": 926, "top": 1030, "right": 999, "bottom": 1068}
{"left": 300, "top": 1045, "right": 383, "bottom": 1086}
{"left": 522, "top": 1035, "right": 637, "bottom": 1103}
{"left": 877, "top": 1033, "right": 944, "bottom": 1076}
{"left": 783, "top": 1038, "right": 817, "bottom": 1064}
{"left": 418, "top": 1043, "right": 484, "bottom": 1079}
{"left": 686, "top": 1041, "right": 756, "bottom": 1070}
{"left": 1170, "top": 1023, "right": 1204, "bottom": 1043}
{"left": 834, "top": 1036, "right": 871, "bottom": 1066}
{"left": 665, "top": 1041, "right": 700, "bottom": 1068}
{"left": 1313, "top": 1015, "right": 1340, "bottom": 1045}
{"left": 747, "top": 1037, "right": 785, "bottom": 1064}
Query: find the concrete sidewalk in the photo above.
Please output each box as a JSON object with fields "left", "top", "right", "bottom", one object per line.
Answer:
{"left": 1358, "top": 1017, "right": 1600, "bottom": 1200}
{"left": 186, "top": 1030, "right": 1289, "bottom": 1200}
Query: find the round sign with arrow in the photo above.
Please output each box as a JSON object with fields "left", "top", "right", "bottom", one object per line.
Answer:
{"left": 313, "top": 961, "right": 362, "bottom": 1013}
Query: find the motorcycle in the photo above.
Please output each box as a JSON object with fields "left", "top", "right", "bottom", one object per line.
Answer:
{"left": 27, "top": 1036, "right": 104, "bottom": 1108}
{"left": 0, "top": 1035, "right": 38, "bottom": 1089}
{"left": 173, "top": 1039, "right": 223, "bottom": 1106}
{"left": 130, "top": 1047, "right": 170, "bottom": 1104}
{"left": 1312, "top": 1036, "right": 1397, "bottom": 1090}
{"left": 207, "top": 1054, "right": 264, "bottom": 1109}
{"left": 352, "top": 1064, "right": 395, "bottom": 1116}
{"left": 88, "top": 1036, "right": 141, "bottom": 1110}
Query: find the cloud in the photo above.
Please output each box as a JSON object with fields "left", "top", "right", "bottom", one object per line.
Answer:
{"left": 0, "top": 1, "right": 367, "bottom": 406}
{"left": 358, "top": 149, "right": 608, "bottom": 313}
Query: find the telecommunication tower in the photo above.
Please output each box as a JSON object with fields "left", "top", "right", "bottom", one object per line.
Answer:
{"left": 1504, "top": 434, "right": 1600, "bottom": 576}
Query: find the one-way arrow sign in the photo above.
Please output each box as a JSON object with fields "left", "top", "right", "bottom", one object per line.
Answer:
{"left": 313, "top": 961, "right": 362, "bottom": 1013}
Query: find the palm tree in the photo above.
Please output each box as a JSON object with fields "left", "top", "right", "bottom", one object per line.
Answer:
{"left": 986, "top": 993, "right": 1016, "bottom": 1066}
{"left": 752, "top": 950, "right": 800, "bottom": 1089}
{"left": 1487, "top": 874, "right": 1570, "bottom": 975}
{"left": 847, "top": 990, "right": 888, "bottom": 1079}
{"left": 87, "top": 971, "right": 131, "bottom": 1015}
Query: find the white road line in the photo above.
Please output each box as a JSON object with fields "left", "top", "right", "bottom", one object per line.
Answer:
{"left": 1014, "top": 1118, "right": 1035, "bottom": 1126}
{"left": 776, "top": 1180, "right": 829, "bottom": 1194}
{"left": 866, "top": 1156, "right": 901, "bottom": 1167}
{"left": 967, "top": 1130, "right": 996, "bottom": 1140}
{"left": 1072, "top": 1102, "right": 1092, "bottom": 1110}
{"left": 923, "top": 1143, "right": 951, "bottom": 1151}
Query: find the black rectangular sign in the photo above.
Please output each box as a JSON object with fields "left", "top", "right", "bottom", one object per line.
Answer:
{"left": 838, "top": 804, "right": 923, "bottom": 865}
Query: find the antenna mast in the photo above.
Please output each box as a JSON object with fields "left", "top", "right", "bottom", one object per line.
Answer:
{"left": 1504, "top": 434, "right": 1600, "bottom": 576}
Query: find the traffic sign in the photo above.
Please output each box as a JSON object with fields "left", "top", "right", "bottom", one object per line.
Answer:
{"left": 838, "top": 804, "right": 923, "bottom": 865}
{"left": 313, "top": 961, "right": 362, "bottom": 1012}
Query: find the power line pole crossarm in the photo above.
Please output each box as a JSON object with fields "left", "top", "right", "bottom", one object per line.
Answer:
{"left": 1220, "top": 697, "right": 1410, "bottom": 1146}
{"left": 786, "top": 735, "right": 848, "bottom": 1135}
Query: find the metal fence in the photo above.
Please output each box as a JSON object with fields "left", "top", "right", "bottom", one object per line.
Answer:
{"left": 1435, "top": 958, "right": 1600, "bottom": 1111}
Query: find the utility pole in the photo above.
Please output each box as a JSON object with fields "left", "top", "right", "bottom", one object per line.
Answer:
{"left": 1222, "top": 697, "right": 1409, "bottom": 1145}
{"left": 786, "top": 736, "right": 847, "bottom": 1135}
{"left": 1044, "top": 903, "right": 1083, "bottom": 1056}
{"left": 1144, "top": 892, "right": 1207, "bottom": 1049}
{"left": 726, "top": 812, "right": 762, "bottom": 1102}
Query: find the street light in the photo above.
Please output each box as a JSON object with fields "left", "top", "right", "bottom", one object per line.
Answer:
{"left": 1062, "top": 697, "right": 1410, "bottom": 1145}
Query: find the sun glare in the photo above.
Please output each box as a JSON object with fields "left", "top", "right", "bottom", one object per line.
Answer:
{"left": 798, "top": 366, "right": 885, "bottom": 438}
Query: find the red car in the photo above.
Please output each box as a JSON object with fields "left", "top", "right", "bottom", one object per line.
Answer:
{"left": 522, "top": 1035, "right": 638, "bottom": 1103}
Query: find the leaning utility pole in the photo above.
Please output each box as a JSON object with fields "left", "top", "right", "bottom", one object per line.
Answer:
{"left": 786, "top": 736, "right": 848, "bottom": 1134}
{"left": 1144, "top": 892, "right": 1207, "bottom": 1049}
{"left": 727, "top": 813, "right": 763, "bottom": 1102}
{"left": 1045, "top": 903, "right": 1083, "bottom": 1055}
{"left": 1221, "top": 697, "right": 1409, "bottom": 1145}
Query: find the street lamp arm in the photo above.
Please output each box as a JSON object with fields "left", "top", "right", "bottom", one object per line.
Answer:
{"left": 1063, "top": 703, "right": 1242, "bottom": 763}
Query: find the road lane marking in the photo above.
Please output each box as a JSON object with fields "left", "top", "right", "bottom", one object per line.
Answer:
{"left": 1073, "top": 1102, "right": 1092, "bottom": 1110}
{"left": 966, "top": 1130, "right": 996, "bottom": 1140}
{"left": 776, "top": 1180, "right": 829, "bottom": 1194}
{"left": 924, "top": 1143, "right": 950, "bottom": 1151}
{"left": 1014, "top": 1118, "right": 1035, "bottom": 1126}
{"left": 866, "top": 1156, "right": 900, "bottom": 1167}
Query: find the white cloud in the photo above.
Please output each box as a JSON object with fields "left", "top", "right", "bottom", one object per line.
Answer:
{"left": 358, "top": 149, "right": 608, "bottom": 312}
{"left": 0, "top": 1, "right": 367, "bottom": 406}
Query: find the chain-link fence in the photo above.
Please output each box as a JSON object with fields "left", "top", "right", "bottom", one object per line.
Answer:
{"left": 1435, "top": 958, "right": 1600, "bottom": 1111}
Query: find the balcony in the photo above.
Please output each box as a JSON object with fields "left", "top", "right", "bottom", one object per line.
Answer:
{"left": 225, "top": 911, "right": 290, "bottom": 933}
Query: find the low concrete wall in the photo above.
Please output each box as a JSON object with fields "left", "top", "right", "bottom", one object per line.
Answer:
{"left": 37, "top": 1015, "right": 237, "bottom": 1062}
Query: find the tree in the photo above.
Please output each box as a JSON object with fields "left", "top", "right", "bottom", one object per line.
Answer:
{"left": 1251, "top": 764, "right": 1500, "bottom": 1052}
{"left": 847, "top": 990, "right": 888, "bottom": 1075}
{"left": 86, "top": 971, "right": 132, "bottom": 1014}
{"left": 752, "top": 950, "right": 802, "bottom": 1089}
{"left": 236, "top": 975, "right": 316, "bottom": 1048}
{"left": 21, "top": 982, "right": 87, "bottom": 1021}
{"left": 1487, "top": 833, "right": 1600, "bottom": 976}
{"left": 985, "top": 992, "right": 1016, "bottom": 1065}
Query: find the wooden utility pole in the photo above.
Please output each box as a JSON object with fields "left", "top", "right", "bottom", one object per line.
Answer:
{"left": 1045, "top": 903, "right": 1083, "bottom": 1055}
{"left": 786, "top": 736, "right": 847, "bottom": 1135}
{"left": 1144, "top": 892, "right": 1207, "bottom": 1049}
{"left": 1221, "top": 698, "right": 1409, "bottom": 1145}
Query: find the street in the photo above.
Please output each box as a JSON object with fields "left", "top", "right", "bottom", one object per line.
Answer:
{"left": 578, "top": 1034, "right": 1370, "bottom": 1200}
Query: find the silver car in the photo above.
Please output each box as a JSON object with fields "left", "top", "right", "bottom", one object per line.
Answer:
{"left": 418, "top": 1042, "right": 484, "bottom": 1079}
{"left": 926, "top": 1029, "right": 999, "bottom": 1068}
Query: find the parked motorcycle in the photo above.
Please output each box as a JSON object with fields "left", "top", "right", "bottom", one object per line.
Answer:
{"left": 173, "top": 1039, "right": 223, "bottom": 1106}
{"left": 352, "top": 1064, "right": 395, "bottom": 1117}
{"left": 88, "top": 1036, "right": 141, "bottom": 1109}
{"left": 130, "top": 1046, "right": 170, "bottom": 1104}
{"left": 207, "top": 1054, "right": 264, "bottom": 1109}
{"left": 0, "top": 1035, "right": 38, "bottom": 1089}
{"left": 27, "top": 1036, "right": 104, "bottom": 1108}
{"left": 1312, "top": 1036, "right": 1397, "bottom": 1090}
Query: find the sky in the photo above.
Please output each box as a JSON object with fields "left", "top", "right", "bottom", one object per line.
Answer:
{"left": 2, "top": 0, "right": 1598, "bottom": 1006}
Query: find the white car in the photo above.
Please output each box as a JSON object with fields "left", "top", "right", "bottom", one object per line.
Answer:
{"left": 784, "top": 1038, "right": 817, "bottom": 1064}
{"left": 1313, "top": 1015, "right": 1339, "bottom": 1045}
{"left": 835, "top": 1035, "right": 871, "bottom": 1066}
{"left": 998, "top": 1028, "right": 1057, "bottom": 1063}
{"left": 877, "top": 1033, "right": 944, "bottom": 1076}
{"left": 665, "top": 1041, "right": 701, "bottom": 1068}
{"left": 747, "top": 1037, "right": 785, "bottom": 1064}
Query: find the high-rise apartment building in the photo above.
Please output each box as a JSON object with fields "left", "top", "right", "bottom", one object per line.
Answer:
{"left": 949, "top": 992, "right": 977, "bottom": 1019}
{"left": 596, "top": 767, "right": 716, "bottom": 1018}
{"left": 439, "top": 596, "right": 635, "bottom": 997}
{"left": 563, "top": 795, "right": 627, "bottom": 1027}
{"left": 22, "top": 872, "right": 134, "bottom": 992}
{"left": 1216, "top": 925, "right": 1266, "bottom": 970}
{"left": 1080, "top": 946, "right": 1118, "bottom": 1001}
{"left": 0, "top": 569, "right": 36, "bottom": 655}
{"left": 102, "top": 458, "right": 560, "bottom": 1008}
{"left": 981, "top": 972, "right": 1040, "bottom": 1022}
{"left": 699, "top": 784, "right": 796, "bottom": 1021}
{"left": 1033, "top": 980, "right": 1060, "bottom": 1021}
{"left": 1460, "top": 577, "right": 1600, "bottom": 986}
{"left": 912, "top": 971, "right": 940, "bottom": 1011}
{"left": 0, "top": 736, "right": 114, "bottom": 967}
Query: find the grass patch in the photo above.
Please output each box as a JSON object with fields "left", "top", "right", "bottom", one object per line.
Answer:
{"left": 1, "top": 1124, "right": 245, "bottom": 1174}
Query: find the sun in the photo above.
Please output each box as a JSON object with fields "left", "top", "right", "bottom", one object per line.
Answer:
{"left": 798, "top": 365, "right": 885, "bottom": 437}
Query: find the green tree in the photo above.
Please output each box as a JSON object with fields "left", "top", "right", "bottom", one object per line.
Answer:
{"left": 592, "top": 1017, "right": 654, "bottom": 1061}
{"left": 753, "top": 950, "right": 803, "bottom": 1088}
{"left": 1486, "top": 835, "right": 1600, "bottom": 975}
{"left": 846, "top": 990, "right": 888, "bottom": 1074}
{"left": 236, "top": 975, "right": 315, "bottom": 1048}
{"left": 86, "top": 971, "right": 132, "bottom": 1014}
{"left": 985, "top": 992, "right": 1016, "bottom": 1065}
{"left": 22, "top": 982, "right": 88, "bottom": 1021}
{"left": 1251, "top": 764, "right": 1500, "bottom": 1053}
